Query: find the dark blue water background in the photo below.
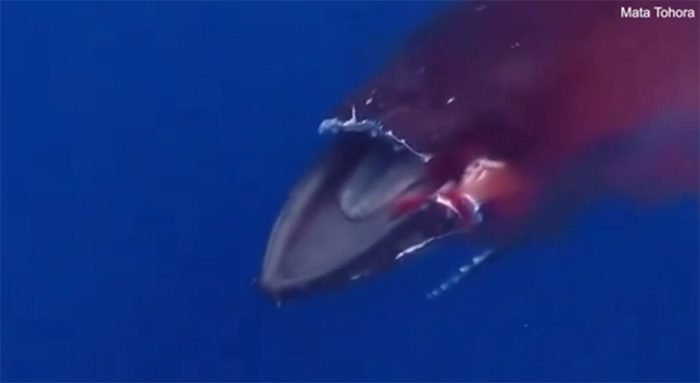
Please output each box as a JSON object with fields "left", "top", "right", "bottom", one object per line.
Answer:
{"left": 2, "top": 2, "right": 698, "bottom": 381}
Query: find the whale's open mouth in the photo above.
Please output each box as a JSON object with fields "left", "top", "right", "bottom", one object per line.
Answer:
{"left": 259, "top": 129, "right": 461, "bottom": 299}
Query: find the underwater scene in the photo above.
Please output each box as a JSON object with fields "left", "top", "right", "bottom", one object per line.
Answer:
{"left": 2, "top": 1, "right": 698, "bottom": 381}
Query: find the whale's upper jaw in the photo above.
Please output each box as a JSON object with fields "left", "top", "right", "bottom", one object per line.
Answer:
{"left": 259, "top": 135, "right": 461, "bottom": 299}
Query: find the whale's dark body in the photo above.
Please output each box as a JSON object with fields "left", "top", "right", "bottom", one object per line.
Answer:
{"left": 261, "top": 1, "right": 699, "bottom": 299}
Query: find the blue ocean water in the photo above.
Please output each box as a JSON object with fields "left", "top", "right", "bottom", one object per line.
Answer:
{"left": 2, "top": 2, "right": 698, "bottom": 381}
